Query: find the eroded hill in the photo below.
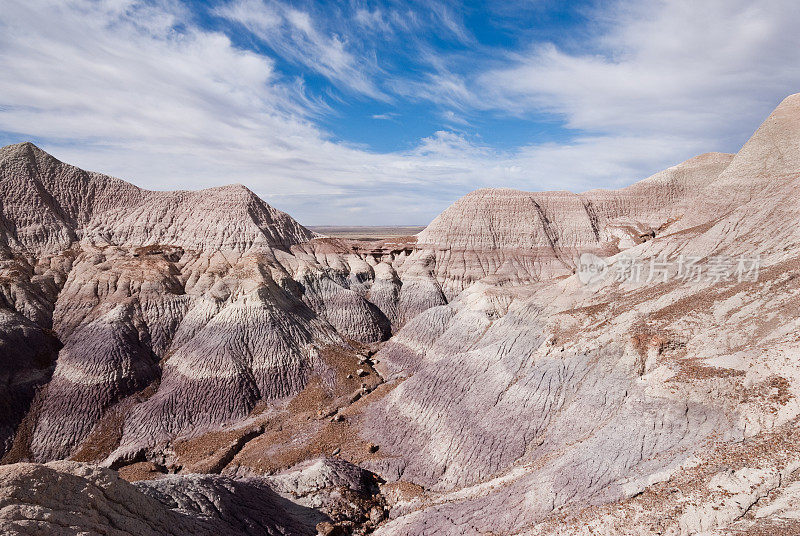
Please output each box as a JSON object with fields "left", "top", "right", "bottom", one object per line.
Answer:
{"left": 3, "top": 94, "right": 800, "bottom": 535}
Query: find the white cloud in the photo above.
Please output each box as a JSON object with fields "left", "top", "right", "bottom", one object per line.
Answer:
{"left": 440, "top": 110, "right": 469, "bottom": 126}
{"left": 214, "top": 0, "right": 386, "bottom": 99}
{"left": 1, "top": 0, "right": 800, "bottom": 226}
{"left": 477, "top": 0, "right": 800, "bottom": 146}
{"left": 353, "top": 7, "right": 397, "bottom": 35}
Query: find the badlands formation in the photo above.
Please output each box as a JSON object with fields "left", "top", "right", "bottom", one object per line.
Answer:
{"left": 2, "top": 94, "right": 800, "bottom": 535}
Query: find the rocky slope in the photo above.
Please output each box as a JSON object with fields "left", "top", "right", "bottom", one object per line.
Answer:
{"left": 413, "top": 151, "right": 734, "bottom": 298}
{"left": 0, "top": 461, "right": 319, "bottom": 535}
{"left": 3, "top": 94, "right": 800, "bottom": 535}
{"left": 359, "top": 94, "right": 800, "bottom": 535}
{"left": 0, "top": 142, "right": 421, "bottom": 466}
{"left": 0, "top": 458, "right": 386, "bottom": 535}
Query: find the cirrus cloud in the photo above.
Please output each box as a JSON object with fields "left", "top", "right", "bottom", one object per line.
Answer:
{"left": 1, "top": 0, "right": 800, "bottom": 225}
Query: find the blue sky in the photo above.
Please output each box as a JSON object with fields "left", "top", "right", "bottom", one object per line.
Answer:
{"left": 2, "top": 0, "right": 800, "bottom": 225}
{"left": 204, "top": 0, "right": 595, "bottom": 153}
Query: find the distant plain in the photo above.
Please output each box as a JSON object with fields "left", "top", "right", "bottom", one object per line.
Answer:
{"left": 308, "top": 226, "right": 426, "bottom": 240}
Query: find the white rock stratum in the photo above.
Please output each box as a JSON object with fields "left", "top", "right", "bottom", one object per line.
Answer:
{"left": 4, "top": 94, "right": 800, "bottom": 535}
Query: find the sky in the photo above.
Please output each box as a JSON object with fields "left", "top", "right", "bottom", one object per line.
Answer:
{"left": 1, "top": 0, "right": 800, "bottom": 225}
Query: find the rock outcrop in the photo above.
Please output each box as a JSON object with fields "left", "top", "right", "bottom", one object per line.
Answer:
{"left": 413, "top": 151, "right": 734, "bottom": 297}
{"left": 4, "top": 94, "right": 800, "bottom": 536}
{"left": 0, "top": 143, "right": 416, "bottom": 465}
{"left": 358, "top": 94, "right": 800, "bottom": 535}
{"left": 0, "top": 461, "right": 320, "bottom": 535}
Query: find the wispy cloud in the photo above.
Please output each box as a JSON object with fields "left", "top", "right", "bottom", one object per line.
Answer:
{"left": 2, "top": 0, "right": 800, "bottom": 226}
{"left": 214, "top": 0, "right": 387, "bottom": 99}
{"left": 440, "top": 110, "right": 470, "bottom": 126}
{"left": 474, "top": 0, "right": 800, "bottom": 145}
{"left": 420, "top": 0, "right": 472, "bottom": 44}
{"left": 353, "top": 6, "right": 417, "bottom": 35}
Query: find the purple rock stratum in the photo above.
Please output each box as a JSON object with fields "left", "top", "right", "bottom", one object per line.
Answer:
{"left": 3, "top": 94, "right": 800, "bottom": 534}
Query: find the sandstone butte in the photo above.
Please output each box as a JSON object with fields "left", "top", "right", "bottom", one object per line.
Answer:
{"left": 2, "top": 94, "right": 800, "bottom": 535}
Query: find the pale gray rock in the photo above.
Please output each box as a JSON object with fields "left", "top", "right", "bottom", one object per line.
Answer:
{"left": 265, "top": 457, "right": 385, "bottom": 527}
{"left": 413, "top": 151, "right": 733, "bottom": 297}
{"left": 0, "top": 461, "right": 318, "bottom": 535}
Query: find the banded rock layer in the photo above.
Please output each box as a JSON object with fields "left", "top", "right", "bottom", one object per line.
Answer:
{"left": 361, "top": 94, "right": 800, "bottom": 535}
{"left": 0, "top": 143, "right": 424, "bottom": 465}
{"left": 4, "top": 94, "right": 800, "bottom": 536}
{"left": 414, "top": 151, "right": 734, "bottom": 298}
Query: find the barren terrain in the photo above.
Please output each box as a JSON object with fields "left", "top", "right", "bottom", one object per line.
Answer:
{"left": 3, "top": 94, "right": 800, "bottom": 535}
